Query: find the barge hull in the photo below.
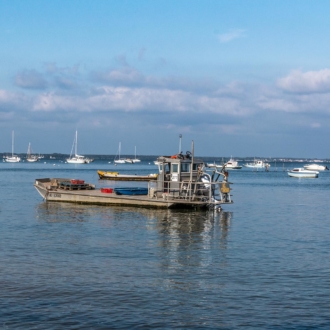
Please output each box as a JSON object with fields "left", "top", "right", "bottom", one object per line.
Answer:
{"left": 34, "top": 179, "right": 229, "bottom": 209}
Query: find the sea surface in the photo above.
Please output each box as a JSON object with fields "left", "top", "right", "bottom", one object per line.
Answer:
{"left": 1, "top": 159, "right": 330, "bottom": 329}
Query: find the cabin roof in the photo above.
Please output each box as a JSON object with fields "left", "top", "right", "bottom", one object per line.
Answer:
{"left": 157, "top": 155, "right": 204, "bottom": 163}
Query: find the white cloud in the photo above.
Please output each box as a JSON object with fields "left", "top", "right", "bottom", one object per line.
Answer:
{"left": 277, "top": 69, "right": 330, "bottom": 93}
{"left": 217, "top": 29, "right": 246, "bottom": 43}
{"left": 3, "top": 65, "right": 330, "bottom": 138}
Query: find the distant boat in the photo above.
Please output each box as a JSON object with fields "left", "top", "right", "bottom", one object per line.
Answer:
{"left": 244, "top": 159, "right": 270, "bottom": 169}
{"left": 26, "top": 143, "right": 38, "bottom": 162}
{"left": 66, "top": 131, "right": 90, "bottom": 164}
{"left": 114, "top": 142, "right": 126, "bottom": 164}
{"left": 288, "top": 168, "right": 319, "bottom": 178}
{"left": 4, "top": 131, "right": 21, "bottom": 163}
{"left": 303, "top": 164, "right": 329, "bottom": 171}
{"left": 132, "top": 146, "right": 141, "bottom": 163}
{"left": 125, "top": 146, "right": 141, "bottom": 163}
{"left": 224, "top": 158, "right": 242, "bottom": 170}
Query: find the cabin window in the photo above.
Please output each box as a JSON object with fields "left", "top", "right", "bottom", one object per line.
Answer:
{"left": 172, "top": 163, "right": 179, "bottom": 173}
{"left": 159, "top": 163, "right": 163, "bottom": 172}
{"left": 181, "top": 163, "right": 190, "bottom": 172}
{"left": 193, "top": 163, "right": 202, "bottom": 170}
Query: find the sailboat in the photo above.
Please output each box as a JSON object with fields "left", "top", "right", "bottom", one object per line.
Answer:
{"left": 4, "top": 131, "right": 21, "bottom": 163}
{"left": 125, "top": 146, "right": 141, "bottom": 163}
{"left": 26, "top": 142, "right": 38, "bottom": 162}
{"left": 114, "top": 142, "right": 126, "bottom": 164}
{"left": 132, "top": 146, "right": 141, "bottom": 163}
{"left": 66, "top": 131, "right": 89, "bottom": 164}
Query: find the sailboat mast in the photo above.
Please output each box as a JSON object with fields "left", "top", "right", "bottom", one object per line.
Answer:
{"left": 12, "top": 131, "right": 14, "bottom": 156}
{"left": 75, "top": 130, "right": 78, "bottom": 156}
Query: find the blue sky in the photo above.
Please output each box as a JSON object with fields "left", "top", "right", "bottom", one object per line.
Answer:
{"left": 1, "top": 0, "right": 330, "bottom": 157}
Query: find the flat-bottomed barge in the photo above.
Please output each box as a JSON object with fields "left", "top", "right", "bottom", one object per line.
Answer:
{"left": 34, "top": 150, "right": 233, "bottom": 210}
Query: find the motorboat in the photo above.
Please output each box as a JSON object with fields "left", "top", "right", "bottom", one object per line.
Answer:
{"left": 224, "top": 158, "right": 242, "bottom": 170}
{"left": 288, "top": 168, "right": 319, "bottom": 178}
{"left": 66, "top": 131, "right": 89, "bottom": 164}
{"left": 244, "top": 159, "right": 270, "bottom": 169}
{"left": 34, "top": 142, "right": 234, "bottom": 210}
{"left": 4, "top": 131, "right": 21, "bottom": 163}
{"left": 303, "top": 164, "right": 329, "bottom": 171}
{"left": 207, "top": 161, "right": 219, "bottom": 168}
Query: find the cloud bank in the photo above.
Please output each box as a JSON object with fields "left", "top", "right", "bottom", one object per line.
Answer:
{"left": 277, "top": 69, "right": 330, "bottom": 94}
{"left": 2, "top": 65, "right": 330, "bottom": 140}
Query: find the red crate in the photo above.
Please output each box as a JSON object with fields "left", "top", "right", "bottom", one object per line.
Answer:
{"left": 101, "top": 188, "right": 113, "bottom": 193}
{"left": 71, "top": 179, "right": 85, "bottom": 184}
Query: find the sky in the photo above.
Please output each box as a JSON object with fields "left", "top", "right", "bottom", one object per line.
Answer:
{"left": 1, "top": 0, "right": 330, "bottom": 158}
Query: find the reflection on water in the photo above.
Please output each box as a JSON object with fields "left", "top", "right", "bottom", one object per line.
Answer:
{"left": 36, "top": 202, "right": 232, "bottom": 242}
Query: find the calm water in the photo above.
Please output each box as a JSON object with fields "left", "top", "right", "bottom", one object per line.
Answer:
{"left": 1, "top": 159, "right": 330, "bottom": 329}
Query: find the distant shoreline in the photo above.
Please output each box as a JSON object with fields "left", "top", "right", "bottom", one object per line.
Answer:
{"left": 1, "top": 153, "right": 329, "bottom": 163}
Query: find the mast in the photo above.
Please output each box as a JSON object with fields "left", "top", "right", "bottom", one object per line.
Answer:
{"left": 179, "top": 134, "right": 182, "bottom": 153}
{"left": 12, "top": 130, "right": 14, "bottom": 156}
{"left": 189, "top": 140, "right": 194, "bottom": 201}
{"left": 75, "top": 130, "right": 78, "bottom": 156}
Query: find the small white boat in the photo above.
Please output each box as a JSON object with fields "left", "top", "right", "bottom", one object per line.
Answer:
{"left": 224, "top": 158, "right": 242, "bottom": 170}
{"left": 4, "top": 131, "right": 21, "bottom": 163}
{"left": 244, "top": 159, "right": 270, "bottom": 169}
{"left": 207, "top": 162, "right": 220, "bottom": 168}
{"left": 303, "top": 164, "right": 329, "bottom": 171}
{"left": 288, "top": 168, "right": 319, "bottom": 178}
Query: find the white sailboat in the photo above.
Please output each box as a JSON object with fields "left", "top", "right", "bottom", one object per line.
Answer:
{"left": 4, "top": 131, "right": 21, "bottom": 163}
{"left": 26, "top": 142, "right": 38, "bottom": 162}
{"left": 132, "top": 146, "right": 141, "bottom": 163}
{"left": 125, "top": 146, "right": 141, "bottom": 163}
{"left": 66, "top": 131, "right": 88, "bottom": 164}
{"left": 114, "top": 142, "right": 126, "bottom": 164}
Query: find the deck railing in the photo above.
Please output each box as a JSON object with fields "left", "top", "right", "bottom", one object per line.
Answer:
{"left": 147, "top": 178, "right": 231, "bottom": 204}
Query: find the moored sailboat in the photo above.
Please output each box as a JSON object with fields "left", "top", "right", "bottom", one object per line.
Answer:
{"left": 114, "top": 142, "right": 126, "bottom": 164}
{"left": 66, "top": 131, "right": 89, "bottom": 164}
{"left": 26, "top": 142, "right": 38, "bottom": 162}
{"left": 4, "top": 131, "right": 21, "bottom": 163}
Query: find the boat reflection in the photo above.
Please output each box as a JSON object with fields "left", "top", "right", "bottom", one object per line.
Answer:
{"left": 36, "top": 202, "right": 232, "bottom": 236}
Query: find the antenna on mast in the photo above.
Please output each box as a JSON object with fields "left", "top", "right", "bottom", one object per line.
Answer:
{"left": 179, "top": 134, "right": 182, "bottom": 153}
